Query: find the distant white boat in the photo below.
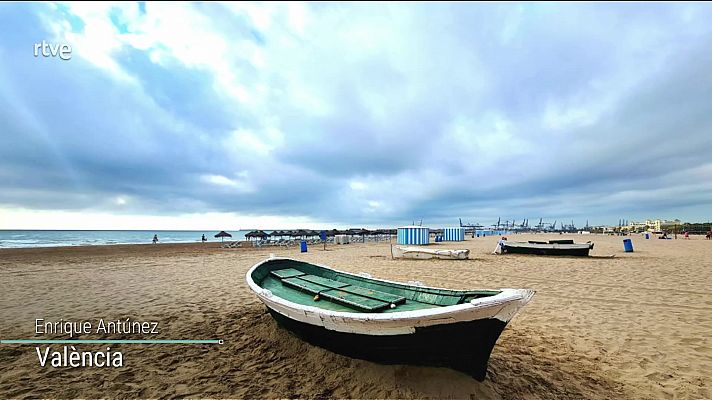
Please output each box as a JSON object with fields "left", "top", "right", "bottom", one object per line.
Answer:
{"left": 392, "top": 245, "right": 470, "bottom": 260}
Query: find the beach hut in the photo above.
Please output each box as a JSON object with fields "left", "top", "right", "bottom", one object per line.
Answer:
{"left": 442, "top": 227, "right": 465, "bottom": 241}
{"left": 397, "top": 226, "right": 430, "bottom": 245}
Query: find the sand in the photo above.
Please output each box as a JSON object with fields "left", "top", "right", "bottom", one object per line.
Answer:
{"left": 1, "top": 234, "right": 710, "bottom": 399}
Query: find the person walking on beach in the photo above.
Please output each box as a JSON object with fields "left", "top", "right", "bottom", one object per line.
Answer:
{"left": 201, "top": 234, "right": 207, "bottom": 243}
{"left": 495, "top": 236, "right": 507, "bottom": 254}
{"left": 152, "top": 234, "right": 159, "bottom": 244}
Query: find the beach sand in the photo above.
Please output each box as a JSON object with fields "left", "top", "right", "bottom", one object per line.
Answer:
{"left": 1, "top": 235, "right": 710, "bottom": 399}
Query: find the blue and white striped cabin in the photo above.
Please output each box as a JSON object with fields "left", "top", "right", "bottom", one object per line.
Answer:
{"left": 442, "top": 227, "right": 465, "bottom": 241}
{"left": 397, "top": 226, "right": 430, "bottom": 245}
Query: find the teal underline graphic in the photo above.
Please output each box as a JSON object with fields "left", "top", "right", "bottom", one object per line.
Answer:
{"left": 0, "top": 339, "right": 223, "bottom": 344}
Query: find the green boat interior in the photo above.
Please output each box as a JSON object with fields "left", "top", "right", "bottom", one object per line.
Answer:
{"left": 253, "top": 259, "right": 501, "bottom": 313}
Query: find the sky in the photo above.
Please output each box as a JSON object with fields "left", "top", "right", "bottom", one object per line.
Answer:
{"left": 1, "top": 2, "right": 711, "bottom": 230}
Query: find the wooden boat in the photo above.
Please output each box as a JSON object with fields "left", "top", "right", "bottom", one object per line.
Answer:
{"left": 391, "top": 245, "right": 470, "bottom": 260}
{"left": 501, "top": 240, "right": 594, "bottom": 256}
{"left": 246, "top": 256, "right": 534, "bottom": 380}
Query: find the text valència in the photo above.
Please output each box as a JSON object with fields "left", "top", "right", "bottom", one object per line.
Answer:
{"left": 36, "top": 346, "right": 123, "bottom": 368}
{"left": 33, "top": 318, "right": 159, "bottom": 368}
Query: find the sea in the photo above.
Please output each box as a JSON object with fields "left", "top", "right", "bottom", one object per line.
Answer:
{"left": 0, "top": 230, "right": 253, "bottom": 248}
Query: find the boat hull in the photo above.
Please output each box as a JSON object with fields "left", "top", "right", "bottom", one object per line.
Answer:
{"left": 266, "top": 307, "right": 507, "bottom": 381}
{"left": 246, "top": 257, "right": 534, "bottom": 381}
{"left": 502, "top": 242, "right": 593, "bottom": 256}
{"left": 392, "top": 245, "right": 470, "bottom": 260}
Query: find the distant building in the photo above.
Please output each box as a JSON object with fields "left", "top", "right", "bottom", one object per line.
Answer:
{"left": 625, "top": 219, "right": 682, "bottom": 232}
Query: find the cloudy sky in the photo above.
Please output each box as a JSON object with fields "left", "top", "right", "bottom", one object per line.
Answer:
{"left": 1, "top": 2, "right": 711, "bottom": 230}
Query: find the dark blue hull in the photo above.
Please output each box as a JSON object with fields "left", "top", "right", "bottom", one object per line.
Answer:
{"left": 266, "top": 308, "right": 507, "bottom": 381}
{"left": 503, "top": 243, "right": 593, "bottom": 256}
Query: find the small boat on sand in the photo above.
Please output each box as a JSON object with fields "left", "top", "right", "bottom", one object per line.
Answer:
{"left": 246, "top": 256, "right": 534, "bottom": 380}
{"left": 500, "top": 239, "right": 594, "bottom": 256}
{"left": 391, "top": 245, "right": 470, "bottom": 260}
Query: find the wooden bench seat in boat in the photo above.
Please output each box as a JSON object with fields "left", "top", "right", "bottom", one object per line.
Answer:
{"left": 338, "top": 285, "right": 406, "bottom": 305}
{"left": 272, "top": 268, "right": 406, "bottom": 312}
{"left": 281, "top": 276, "right": 391, "bottom": 311}
{"left": 270, "top": 268, "right": 306, "bottom": 279}
{"left": 297, "top": 275, "right": 406, "bottom": 305}
{"left": 319, "top": 289, "right": 392, "bottom": 312}
{"left": 298, "top": 274, "right": 350, "bottom": 289}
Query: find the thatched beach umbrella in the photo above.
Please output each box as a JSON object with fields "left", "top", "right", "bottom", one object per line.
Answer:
{"left": 214, "top": 231, "right": 232, "bottom": 242}
{"left": 290, "top": 229, "right": 307, "bottom": 238}
{"left": 346, "top": 228, "right": 371, "bottom": 242}
{"left": 245, "top": 230, "right": 268, "bottom": 240}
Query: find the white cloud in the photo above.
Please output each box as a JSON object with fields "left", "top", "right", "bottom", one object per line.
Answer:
{"left": 201, "top": 173, "right": 254, "bottom": 193}
{"left": 0, "top": 207, "right": 334, "bottom": 230}
{"left": 349, "top": 181, "right": 366, "bottom": 191}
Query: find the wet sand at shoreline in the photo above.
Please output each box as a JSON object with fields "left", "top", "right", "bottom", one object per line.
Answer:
{"left": 1, "top": 235, "right": 710, "bottom": 399}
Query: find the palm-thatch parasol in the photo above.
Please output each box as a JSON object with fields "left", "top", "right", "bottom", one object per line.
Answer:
{"left": 245, "top": 230, "right": 268, "bottom": 240}
{"left": 214, "top": 231, "right": 232, "bottom": 242}
{"left": 348, "top": 228, "right": 370, "bottom": 242}
{"left": 290, "top": 229, "right": 308, "bottom": 238}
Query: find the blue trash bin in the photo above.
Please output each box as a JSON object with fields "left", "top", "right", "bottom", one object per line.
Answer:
{"left": 623, "top": 238, "right": 633, "bottom": 252}
{"left": 300, "top": 240, "right": 307, "bottom": 253}
{"left": 644, "top": 233, "right": 650, "bottom": 239}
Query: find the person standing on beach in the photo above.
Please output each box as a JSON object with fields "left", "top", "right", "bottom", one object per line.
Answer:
{"left": 201, "top": 234, "right": 207, "bottom": 243}
{"left": 152, "top": 234, "right": 159, "bottom": 244}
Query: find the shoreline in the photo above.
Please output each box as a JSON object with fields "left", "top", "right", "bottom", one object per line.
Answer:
{"left": 0, "top": 241, "right": 217, "bottom": 250}
{"left": 2, "top": 231, "right": 709, "bottom": 252}
{"left": 0, "top": 241, "right": 240, "bottom": 257}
